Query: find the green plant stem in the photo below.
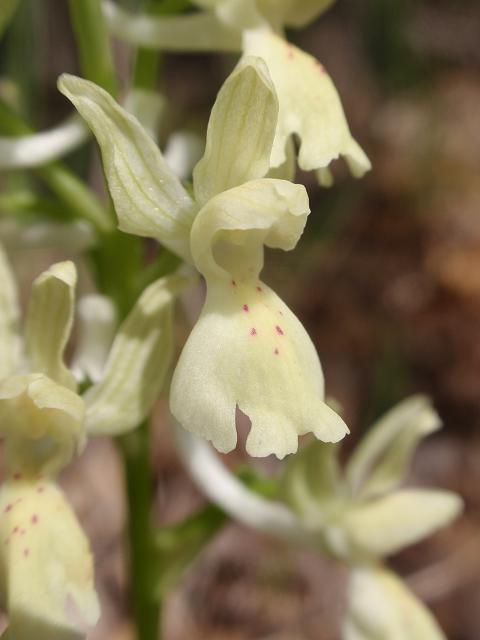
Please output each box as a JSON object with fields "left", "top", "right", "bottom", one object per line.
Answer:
{"left": 120, "top": 423, "right": 161, "bottom": 640}
{"left": 0, "top": 99, "right": 114, "bottom": 232}
{"left": 68, "top": 0, "right": 118, "bottom": 95}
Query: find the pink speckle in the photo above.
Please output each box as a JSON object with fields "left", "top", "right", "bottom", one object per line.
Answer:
{"left": 13, "top": 472, "right": 22, "bottom": 481}
{"left": 278, "top": 310, "right": 284, "bottom": 316}
{"left": 287, "top": 45, "right": 294, "bottom": 60}
{"left": 275, "top": 326, "right": 284, "bottom": 336}
{"left": 12, "top": 526, "right": 19, "bottom": 535}
{"left": 274, "top": 348, "right": 280, "bottom": 355}
{"left": 250, "top": 328, "right": 257, "bottom": 336}
{"left": 23, "top": 548, "right": 30, "bottom": 557}
{"left": 31, "top": 515, "right": 39, "bottom": 525}
{"left": 242, "top": 304, "right": 249, "bottom": 312}
{"left": 231, "top": 279, "right": 237, "bottom": 287}
{"left": 4, "top": 504, "right": 13, "bottom": 514}
{"left": 256, "top": 286, "right": 263, "bottom": 292}
{"left": 36, "top": 486, "right": 45, "bottom": 494}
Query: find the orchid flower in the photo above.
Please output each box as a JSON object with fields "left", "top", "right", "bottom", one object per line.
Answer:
{"left": 102, "top": 0, "right": 371, "bottom": 184}
{"left": 0, "top": 244, "right": 185, "bottom": 638}
{"left": 281, "top": 395, "right": 463, "bottom": 639}
{"left": 58, "top": 57, "right": 349, "bottom": 459}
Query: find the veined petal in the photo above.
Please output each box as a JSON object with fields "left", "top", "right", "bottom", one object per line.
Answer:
{"left": 84, "top": 273, "right": 190, "bottom": 436}
{"left": 0, "top": 374, "right": 85, "bottom": 476}
{"left": 70, "top": 294, "right": 117, "bottom": 385}
{"left": 193, "top": 57, "right": 278, "bottom": 205}
{"left": 102, "top": 0, "right": 242, "bottom": 52}
{"left": 341, "top": 489, "right": 463, "bottom": 559}
{"left": 258, "top": 0, "right": 336, "bottom": 28}
{"left": 0, "top": 242, "right": 21, "bottom": 379}
{"left": 25, "top": 261, "right": 77, "bottom": 391}
{"left": 344, "top": 566, "right": 447, "bottom": 640}
{"left": 58, "top": 74, "right": 196, "bottom": 262}
{"left": 243, "top": 30, "right": 371, "bottom": 179}
{"left": 345, "top": 395, "right": 441, "bottom": 499}
{"left": 171, "top": 180, "right": 348, "bottom": 458}
{"left": 0, "top": 116, "right": 87, "bottom": 170}
{"left": 0, "top": 479, "right": 99, "bottom": 640}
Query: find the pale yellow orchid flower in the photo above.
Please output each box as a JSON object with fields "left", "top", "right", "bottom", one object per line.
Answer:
{"left": 58, "top": 57, "right": 349, "bottom": 459}
{"left": 281, "top": 396, "right": 463, "bottom": 640}
{"left": 0, "top": 245, "right": 184, "bottom": 638}
{"left": 102, "top": 0, "right": 371, "bottom": 184}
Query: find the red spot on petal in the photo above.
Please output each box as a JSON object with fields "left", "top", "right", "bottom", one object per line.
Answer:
{"left": 36, "top": 486, "right": 45, "bottom": 494}
{"left": 275, "top": 326, "right": 284, "bottom": 336}
{"left": 287, "top": 45, "right": 295, "bottom": 60}
{"left": 250, "top": 328, "right": 257, "bottom": 336}
{"left": 256, "top": 286, "right": 263, "bottom": 292}
{"left": 13, "top": 472, "right": 22, "bottom": 481}
{"left": 23, "top": 548, "right": 30, "bottom": 557}
{"left": 4, "top": 504, "right": 12, "bottom": 513}
{"left": 231, "top": 279, "right": 237, "bottom": 287}
{"left": 12, "top": 526, "right": 19, "bottom": 534}
{"left": 31, "top": 515, "right": 39, "bottom": 525}
{"left": 242, "top": 304, "right": 249, "bottom": 312}
{"left": 274, "top": 348, "right": 279, "bottom": 355}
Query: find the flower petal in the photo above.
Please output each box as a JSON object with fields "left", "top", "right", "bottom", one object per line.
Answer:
{"left": 243, "top": 30, "right": 371, "bottom": 178}
{"left": 341, "top": 489, "right": 463, "bottom": 559}
{"left": 193, "top": 56, "right": 278, "bottom": 206}
{"left": 0, "top": 242, "right": 22, "bottom": 379}
{"left": 345, "top": 395, "right": 441, "bottom": 499}
{"left": 84, "top": 273, "right": 190, "bottom": 436}
{"left": 58, "top": 74, "right": 196, "bottom": 262}
{"left": 70, "top": 294, "right": 117, "bottom": 385}
{"left": 102, "top": 0, "right": 242, "bottom": 52}
{"left": 25, "top": 261, "right": 77, "bottom": 391}
{"left": 0, "top": 373, "right": 85, "bottom": 476}
{"left": 171, "top": 179, "right": 348, "bottom": 458}
{"left": 344, "top": 566, "right": 447, "bottom": 640}
{"left": 0, "top": 479, "right": 99, "bottom": 640}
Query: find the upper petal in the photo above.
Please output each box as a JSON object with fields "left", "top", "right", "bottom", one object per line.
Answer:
{"left": 58, "top": 74, "right": 196, "bottom": 262}
{"left": 258, "top": 0, "right": 337, "bottom": 28}
{"left": 193, "top": 56, "right": 278, "bottom": 205}
{"left": 0, "top": 479, "right": 99, "bottom": 640}
{"left": 243, "top": 30, "right": 371, "bottom": 179}
{"left": 25, "top": 261, "right": 77, "bottom": 391}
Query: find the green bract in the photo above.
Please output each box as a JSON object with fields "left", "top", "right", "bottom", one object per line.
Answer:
{"left": 0, "top": 243, "right": 184, "bottom": 639}
{"left": 59, "top": 58, "right": 349, "bottom": 459}
{"left": 281, "top": 396, "right": 463, "bottom": 639}
{"left": 101, "top": 0, "right": 370, "bottom": 183}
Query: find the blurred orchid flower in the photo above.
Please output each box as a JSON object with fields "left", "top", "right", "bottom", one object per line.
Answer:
{"left": 102, "top": 0, "right": 370, "bottom": 183}
{"left": 0, "top": 244, "right": 185, "bottom": 638}
{"left": 58, "top": 58, "right": 348, "bottom": 459}
{"left": 281, "top": 395, "right": 463, "bottom": 639}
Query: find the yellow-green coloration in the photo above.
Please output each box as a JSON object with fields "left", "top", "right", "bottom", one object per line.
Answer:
{"left": 0, "top": 242, "right": 184, "bottom": 638}
{"left": 59, "top": 57, "right": 349, "bottom": 458}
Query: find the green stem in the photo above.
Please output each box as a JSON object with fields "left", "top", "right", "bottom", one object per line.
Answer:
{"left": 68, "top": 0, "right": 118, "bottom": 95}
{"left": 0, "top": 99, "right": 114, "bottom": 232}
{"left": 120, "top": 422, "right": 160, "bottom": 640}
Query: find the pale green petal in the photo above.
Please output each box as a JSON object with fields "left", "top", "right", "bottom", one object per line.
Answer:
{"left": 70, "top": 294, "right": 117, "bottom": 384}
{"left": 266, "top": 136, "right": 296, "bottom": 181}
{"left": 84, "top": 274, "right": 189, "bottom": 436}
{"left": 193, "top": 57, "right": 278, "bottom": 206}
{"left": 0, "top": 116, "right": 87, "bottom": 170}
{"left": 258, "top": 0, "right": 336, "bottom": 28}
{"left": 243, "top": 30, "right": 371, "bottom": 178}
{"left": 213, "top": 0, "right": 266, "bottom": 31}
{"left": 0, "top": 242, "right": 22, "bottom": 378}
{"left": 341, "top": 489, "right": 463, "bottom": 559}
{"left": 0, "top": 373, "right": 85, "bottom": 476}
{"left": 102, "top": 0, "right": 242, "bottom": 52}
{"left": 344, "top": 566, "right": 447, "bottom": 640}
{"left": 171, "top": 179, "right": 348, "bottom": 458}
{"left": 0, "top": 479, "right": 99, "bottom": 640}
{"left": 58, "top": 74, "right": 196, "bottom": 262}
{"left": 281, "top": 441, "right": 344, "bottom": 526}
{"left": 345, "top": 395, "right": 441, "bottom": 499}
{"left": 25, "top": 261, "right": 77, "bottom": 391}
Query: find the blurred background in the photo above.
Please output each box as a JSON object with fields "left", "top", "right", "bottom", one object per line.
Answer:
{"left": 1, "top": 0, "right": 480, "bottom": 638}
